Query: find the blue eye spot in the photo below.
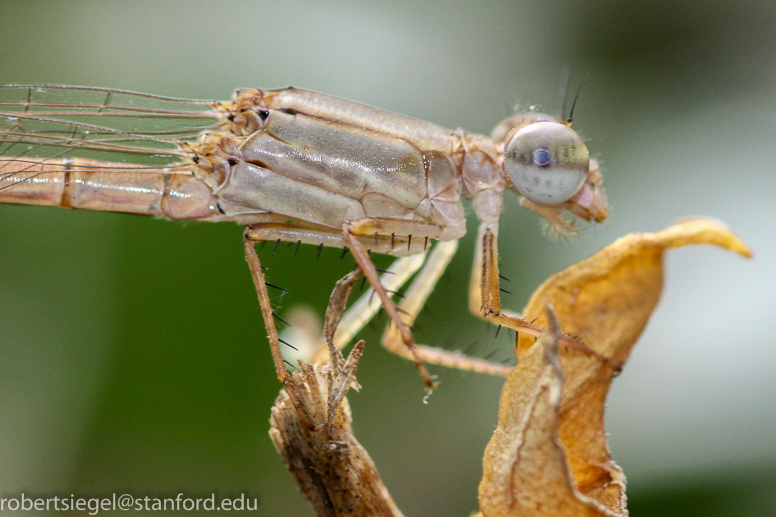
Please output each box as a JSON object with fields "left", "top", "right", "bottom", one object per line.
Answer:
{"left": 533, "top": 148, "right": 551, "bottom": 167}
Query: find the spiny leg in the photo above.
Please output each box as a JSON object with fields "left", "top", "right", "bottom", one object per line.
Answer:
{"left": 381, "top": 239, "right": 513, "bottom": 376}
{"left": 244, "top": 231, "right": 332, "bottom": 431}
{"left": 332, "top": 255, "right": 424, "bottom": 350}
{"left": 470, "top": 222, "right": 568, "bottom": 336}
{"left": 469, "top": 222, "right": 619, "bottom": 367}
{"left": 311, "top": 252, "right": 428, "bottom": 364}
{"left": 342, "top": 221, "right": 437, "bottom": 389}
{"left": 245, "top": 217, "right": 516, "bottom": 383}
{"left": 243, "top": 219, "right": 432, "bottom": 376}
{"left": 331, "top": 222, "right": 514, "bottom": 377}
{"left": 243, "top": 234, "right": 289, "bottom": 383}
{"left": 243, "top": 219, "right": 362, "bottom": 373}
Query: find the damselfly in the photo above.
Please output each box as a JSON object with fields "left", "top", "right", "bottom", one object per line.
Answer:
{"left": 0, "top": 84, "right": 608, "bottom": 389}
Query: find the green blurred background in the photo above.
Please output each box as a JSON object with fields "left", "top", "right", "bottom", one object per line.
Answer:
{"left": 0, "top": 1, "right": 774, "bottom": 515}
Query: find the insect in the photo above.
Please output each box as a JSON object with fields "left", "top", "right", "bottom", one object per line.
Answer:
{"left": 0, "top": 84, "right": 608, "bottom": 391}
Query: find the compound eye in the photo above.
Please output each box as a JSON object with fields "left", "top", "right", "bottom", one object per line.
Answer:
{"left": 503, "top": 121, "right": 589, "bottom": 205}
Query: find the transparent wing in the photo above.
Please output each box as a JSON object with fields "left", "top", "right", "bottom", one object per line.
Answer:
{"left": 0, "top": 84, "right": 223, "bottom": 173}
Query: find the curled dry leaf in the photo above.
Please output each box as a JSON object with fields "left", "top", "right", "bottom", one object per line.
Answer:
{"left": 478, "top": 218, "right": 751, "bottom": 516}
{"left": 479, "top": 307, "right": 622, "bottom": 517}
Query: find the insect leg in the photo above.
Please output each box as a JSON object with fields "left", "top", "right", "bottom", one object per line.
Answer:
{"left": 244, "top": 230, "right": 322, "bottom": 429}
{"left": 342, "top": 220, "right": 437, "bottom": 389}
{"left": 311, "top": 252, "right": 428, "bottom": 364}
{"left": 243, "top": 233, "right": 289, "bottom": 383}
{"left": 380, "top": 240, "right": 513, "bottom": 376}
{"left": 469, "top": 221, "right": 617, "bottom": 366}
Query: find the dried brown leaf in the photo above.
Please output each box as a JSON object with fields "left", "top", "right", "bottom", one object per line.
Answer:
{"left": 479, "top": 307, "right": 621, "bottom": 516}
{"left": 479, "top": 218, "right": 751, "bottom": 516}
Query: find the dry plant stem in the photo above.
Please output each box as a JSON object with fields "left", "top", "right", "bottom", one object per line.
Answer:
{"left": 269, "top": 341, "right": 404, "bottom": 517}
{"left": 326, "top": 339, "right": 364, "bottom": 427}
{"left": 324, "top": 266, "right": 363, "bottom": 371}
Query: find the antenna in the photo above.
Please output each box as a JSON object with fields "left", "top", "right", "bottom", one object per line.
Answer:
{"left": 566, "top": 74, "right": 588, "bottom": 127}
